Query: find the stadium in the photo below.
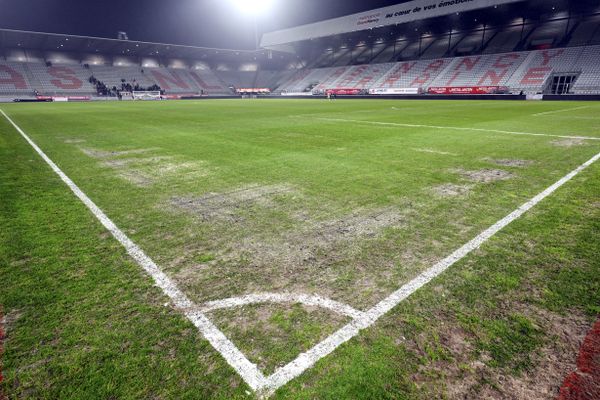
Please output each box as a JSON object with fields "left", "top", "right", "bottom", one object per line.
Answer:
{"left": 1, "top": 0, "right": 599, "bottom": 398}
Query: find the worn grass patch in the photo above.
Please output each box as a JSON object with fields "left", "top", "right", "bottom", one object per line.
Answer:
{"left": 80, "top": 146, "right": 210, "bottom": 187}
{"left": 552, "top": 138, "right": 586, "bottom": 148}
{"left": 432, "top": 183, "right": 473, "bottom": 197}
{"left": 484, "top": 158, "right": 535, "bottom": 168}
{"left": 172, "top": 184, "right": 297, "bottom": 221}
{"left": 450, "top": 168, "right": 514, "bottom": 183}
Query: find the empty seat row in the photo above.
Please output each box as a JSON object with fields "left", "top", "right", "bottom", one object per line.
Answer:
{"left": 276, "top": 44, "right": 600, "bottom": 94}
{"left": 0, "top": 62, "right": 232, "bottom": 96}
{"left": 2, "top": 44, "right": 600, "bottom": 97}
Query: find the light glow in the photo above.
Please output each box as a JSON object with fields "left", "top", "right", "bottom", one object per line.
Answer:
{"left": 231, "top": 0, "right": 274, "bottom": 15}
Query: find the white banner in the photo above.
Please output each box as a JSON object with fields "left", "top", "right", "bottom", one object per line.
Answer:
{"left": 369, "top": 88, "right": 420, "bottom": 95}
{"left": 262, "top": 0, "right": 525, "bottom": 48}
{"left": 280, "top": 92, "right": 314, "bottom": 96}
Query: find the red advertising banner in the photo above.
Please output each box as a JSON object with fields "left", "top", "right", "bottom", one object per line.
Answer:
{"left": 326, "top": 88, "right": 362, "bottom": 95}
{"left": 427, "top": 86, "right": 508, "bottom": 95}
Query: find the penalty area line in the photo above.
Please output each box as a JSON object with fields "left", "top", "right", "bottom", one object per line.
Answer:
{"left": 532, "top": 106, "right": 590, "bottom": 117}
{"left": 315, "top": 117, "right": 600, "bottom": 141}
{"left": 0, "top": 108, "right": 268, "bottom": 392}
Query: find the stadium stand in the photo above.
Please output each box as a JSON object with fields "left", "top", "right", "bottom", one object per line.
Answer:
{"left": 572, "top": 46, "right": 600, "bottom": 94}
{"left": 214, "top": 70, "right": 255, "bottom": 89}
{"left": 275, "top": 68, "right": 314, "bottom": 92}
{"left": 331, "top": 64, "right": 394, "bottom": 89}
{"left": 254, "top": 70, "right": 296, "bottom": 90}
{"left": 0, "top": 62, "right": 34, "bottom": 96}
{"left": 314, "top": 67, "right": 351, "bottom": 90}
{"left": 187, "top": 69, "right": 231, "bottom": 95}
{"left": 506, "top": 47, "right": 584, "bottom": 94}
{"left": 2, "top": 3, "right": 600, "bottom": 99}
{"left": 3, "top": 43, "right": 600, "bottom": 97}
{"left": 373, "top": 59, "right": 452, "bottom": 89}
{"left": 271, "top": 43, "right": 600, "bottom": 95}
{"left": 147, "top": 67, "right": 228, "bottom": 95}
{"left": 0, "top": 61, "right": 234, "bottom": 97}
{"left": 28, "top": 63, "right": 96, "bottom": 95}
{"left": 88, "top": 65, "right": 155, "bottom": 92}
{"left": 276, "top": 67, "right": 339, "bottom": 93}
{"left": 429, "top": 52, "right": 529, "bottom": 87}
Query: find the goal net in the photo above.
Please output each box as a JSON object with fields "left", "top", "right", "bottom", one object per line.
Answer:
{"left": 132, "top": 91, "right": 162, "bottom": 100}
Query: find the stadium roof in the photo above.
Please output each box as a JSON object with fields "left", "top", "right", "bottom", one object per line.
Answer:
{"left": 261, "top": 0, "right": 528, "bottom": 51}
{"left": 0, "top": 28, "right": 290, "bottom": 64}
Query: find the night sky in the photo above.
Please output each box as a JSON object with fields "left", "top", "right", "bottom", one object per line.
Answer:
{"left": 0, "top": 0, "right": 411, "bottom": 49}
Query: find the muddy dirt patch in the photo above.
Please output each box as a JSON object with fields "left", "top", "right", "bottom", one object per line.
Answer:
{"left": 172, "top": 184, "right": 297, "bottom": 221}
{"left": 1, "top": 308, "right": 23, "bottom": 339}
{"left": 170, "top": 193, "right": 410, "bottom": 307}
{"left": 484, "top": 158, "right": 534, "bottom": 168}
{"left": 234, "top": 207, "right": 405, "bottom": 274}
{"left": 551, "top": 138, "right": 586, "bottom": 148}
{"left": 117, "top": 170, "right": 154, "bottom": 187}
{"left": 80, "top": 146, "right": 210, "bottom": 187}
{"left": 492, "top": 308, "right": 592, "bottom": 400}
{"left": 117, "top": 161, "right": 207, "bottom": 187}
{"left": 451, "top": 168, "right": 514, "bottom": 183}
{"left": 432, "top": 184, "right": 473, "bottom": 197}
{"left": 418, "top": 307, "right": 592, "bottom": 400}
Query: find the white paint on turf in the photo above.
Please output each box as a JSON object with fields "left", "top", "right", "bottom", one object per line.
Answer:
{"left": 412, "top": 148, "right": 458, "bottom": 156}
{"left": 4, "top": 107, "right": 600, "bottom": 398}
{"left": 532, "top": 106, "right": 590, "bottom": 117}
{"left": 315, "top": 117, "right": 600, "bottom": 141}
{"left": 201, "top": 293, "right": 366, "bottom": 320}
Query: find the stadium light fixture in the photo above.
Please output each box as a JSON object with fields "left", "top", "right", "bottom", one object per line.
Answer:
{"left": 230, "top": 0, "right": 274, "bottom": 50}
{"left": 230, "top": 0, "right": 274, "bottom": 16}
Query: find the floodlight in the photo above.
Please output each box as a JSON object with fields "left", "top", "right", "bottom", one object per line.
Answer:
{"left": 231, "top": 0, "right": 274, "bottom": 15}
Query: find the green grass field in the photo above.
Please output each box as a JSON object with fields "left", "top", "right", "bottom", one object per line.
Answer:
{"left": 1, "top": 99, "right": 599, "bottom": 399}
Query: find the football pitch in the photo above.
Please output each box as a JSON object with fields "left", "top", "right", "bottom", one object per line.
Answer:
{"left": 1, "top": 99, "right": 599, "bottom": 399}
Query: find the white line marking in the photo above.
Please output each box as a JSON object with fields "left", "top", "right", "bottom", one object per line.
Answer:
{"left": 315, "top": 117, "right": 600, "bottom": 141}
{"left": 0, "top": 108, "right": 268, "bottom": 391}
{"left": 201, "top": 293, "right": 366, "bottom": 320}
{"left": 259, "top": 149, "right": 600, "bottom": 397}
{"left": 412, "top": 148, "right": 458, "bottom": 156}
{"left": 4, "top": 107, "right": 600, "bottom": 398}
{"left": 532, "top": 106, "right": 590, "bottom": 117}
